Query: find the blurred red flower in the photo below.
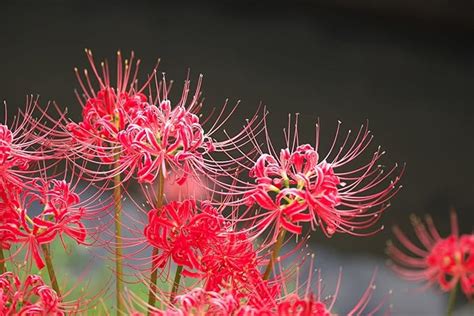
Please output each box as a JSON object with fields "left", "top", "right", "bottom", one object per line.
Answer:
{"left": 387, "top": 210, "right": 474, "bottom": 298}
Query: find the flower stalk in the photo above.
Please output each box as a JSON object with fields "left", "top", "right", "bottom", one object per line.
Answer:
{"left": 41, "top": 244, "right": 61, "bottom": 297}
{"left": 446, "top": 283, "right": 458, "bottom": 316}
{"left": 0, "top": 249, "right": 5, "bottom": 273}
{"left": 170, "top": 265, "right": 183, "bottom": 303}
{"left": 113, "top": 158, "right": 124, "bottom": 315}
{"left": 263, "top": 229, "right": 286, "bottom": 280}
{"left": 147, "top": 169, "right": 165, "bottom": 313}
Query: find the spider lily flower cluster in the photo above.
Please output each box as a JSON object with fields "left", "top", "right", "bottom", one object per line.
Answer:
{"left": 7, "top": 49, "right": 472, "bottom": 316}
{"left": 130, "top": 257, "right": 389, "bottom": 315}
{"left": 66, "top": 50, "right": 255, "bottom": 187}
{"left": 0, "top": 99, "right": 91, "bottom": 267}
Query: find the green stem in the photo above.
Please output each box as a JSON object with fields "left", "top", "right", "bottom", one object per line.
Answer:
{"left": 263, "top": 229, "right": 286, "bottom": 280}
{"left": 113, "top": 163, "right": 124, "bottom": 315}
{"left": 446, "top": 283, "right": 458, "bottom": 316}
{"left": 0, "top": 249, "right": 5, "bottom": 274}
{"left": 147, "top": 170, "right": 165, "bottom": 314}
{"left": 41, "top": 244, "right": 61, "bottom": 297}
{"left": 170, "top": 265, "right": 183, "bottom": 303}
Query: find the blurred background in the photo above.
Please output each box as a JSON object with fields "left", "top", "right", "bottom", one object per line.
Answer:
{"left": 1, "top": 0, "right": 473, "bottom": 314}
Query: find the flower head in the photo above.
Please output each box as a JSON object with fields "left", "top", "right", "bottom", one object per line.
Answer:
{"left": 0, "top": 97, "right": 66, "bottom": 189}
{"left": 170, "top": 288, "right": 239, "bottom": 316}
{"left": 0, "top": 272, "right": 62, "bottom": 315}
{"left": 118, "top": 99, "right": 214, "bottom": 184}
{"left": 68, "top": 89, "right": 148, "bottom": 163}
{"left": 199, "top": 231, "right": 264, "bottom": 294}
{"left": 0, "top": 124, "right": 27, "bottom": 172}
{"left": 144, "top": 200, "right": 224, "bottom": 271}
{"left": 387, "top": 210, "right": 474, "bottom": 298}
{"left": 143, "top": 199, "right": 270, "bottom": 295}
{"left": 66, "top": 50, "right": 152, "bottom": 165}
{"left": 0, "top": 177, "right": 88, "bottom": 269}
{"left": 245, "top": 118, "right": 402, "bottom": 239}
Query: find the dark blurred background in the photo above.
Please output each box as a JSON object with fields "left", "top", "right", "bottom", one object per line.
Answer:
{"left": 1, "top": 0, "right": 473, "bottom": 314}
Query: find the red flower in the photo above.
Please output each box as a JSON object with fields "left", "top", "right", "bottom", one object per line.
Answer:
{"left": 0, "top": 97, "right": 66, "bottom": 189}
{"left": 199, "top": 232, "right": 261, "bottom": 292}
{"left": 245, "top": 119, "right": 402, "bottom": 239}
{"left": 195, "top": 230, "right": 282, "bottom": 310}
{"left": 171, "top": 288, "right": 239, "bottom": 315}
{"left": 142, "top": 199, "right": 279, "bottom": 310}
{"left": 0, "top": 178, "right": 87, "bottom": 269}
{"left": 118, "top": 100, "right": 214, "bottom": 184}
{"left": 0, "top": 272, "right": 62, "bottom": 315}
{"left": 387, "top": 210, "right": 474, "bottom": 298}
{"left": 66, "top": 50, "right": 151, "bottom": 166}
{"left": 144, "top": 200, "right": 224, "bottom": 272}
{"left": 67, "top": 89, "right": 148, "bottom": 164}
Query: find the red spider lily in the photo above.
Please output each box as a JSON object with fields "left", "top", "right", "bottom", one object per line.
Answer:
{"left": 67, "top": 87, "right": 148, "bottom": 164}
{"left": 144, "top": 200, "right": 225, "bottom": 272}
{"left": 243, "top": 117, "right": 403, "bottom": 240}
{"left": 128, "top": 288, "right": 239, "bottom": 316}
{"left": 0, "top": 97, "right": 67, "bottom": 189}
{"left": 0, "top": 178, "right": 88, "bottom": 269}
{"left": 0, "top": 272, "right": 62, "bottom": 315}
{"left": 65, "top": 50, "right": 153, "bottom": 166}
{"left": 199, "top": 231, "right": 264, "bottom": 294}
{"left": 387, "top": 210, "right": 474, "bottom": 298}
{"left": 140, "top": 199, "right": 276, "bottom": 304}
{"left": 118, "top": 100, "right": 214, "bottom": 184}
{"left": 0, "top": 124, "right": 29, "bottom": 182}
{"left": 165, "top": 288, "right": 240, "bottom": 315}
